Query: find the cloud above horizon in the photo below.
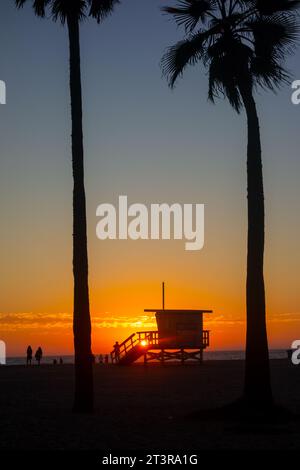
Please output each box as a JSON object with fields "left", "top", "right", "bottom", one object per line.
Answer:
{"left": 0, "top": 312, "right": 157, "bottom": 332}
{"left": 0, "top": 311, "right": 299, "bottom": 333}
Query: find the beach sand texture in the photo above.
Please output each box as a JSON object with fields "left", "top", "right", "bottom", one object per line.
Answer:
{"left": 0, "top": 360, "right": 299, "bottom": 450}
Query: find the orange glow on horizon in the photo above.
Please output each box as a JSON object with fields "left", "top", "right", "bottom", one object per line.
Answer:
{"left": 1, "top": 294, "right": 299, "bottom": 357}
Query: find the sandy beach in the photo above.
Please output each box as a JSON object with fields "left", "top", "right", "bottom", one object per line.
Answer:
{"left": 0, "top": 359, "right": 299, "bottom": 450}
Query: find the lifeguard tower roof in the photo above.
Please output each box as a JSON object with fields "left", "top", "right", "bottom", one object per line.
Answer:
{"left": 144, "top": 309, "right": 212, "bottom": 314}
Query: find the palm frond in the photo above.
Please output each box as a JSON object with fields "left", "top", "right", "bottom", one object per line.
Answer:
{"left": 256, "top": 0, "right": 300, "bottom": 15}
{"left": 51, "top": 0, "right": 86, "bottom": 23}
{"left": 88, "top": 0, "right": 120, "bottom": 23}
{"left": 251, "top": 56, "right": 290, "bottom": 90}
{"left": 207, "top": 36, "right": 253, "bottom": 111}
{"left": 15, "top": 0, "right": 50, "bottom": 17}
{"left": 14, "top": 0, "right": 121, "bottom": 23}
{"left": 33, "top": 0, "right": 51, "bottom": 16}
{"left": 250, "top": 14, "right": 300, "bottom": 59}
{"left": 15, "top": 0, "right": 28, "bottom": 8}
{"left": 208, "top": 55, "right": 243, "bottom": 112}
{"left": 162, "top": 32, "right": 207, "bottom": 87}
{"left": 162, "top": 0, "right": 216, "bottom": 31}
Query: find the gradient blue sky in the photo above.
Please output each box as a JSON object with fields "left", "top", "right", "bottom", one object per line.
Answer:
{"left": 0, "top": 1, "right": 300, "bottom": 354}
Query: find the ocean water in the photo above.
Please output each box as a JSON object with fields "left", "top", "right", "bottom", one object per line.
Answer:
{"left": 4, "top": 349, "right": 288, "bottom": 366}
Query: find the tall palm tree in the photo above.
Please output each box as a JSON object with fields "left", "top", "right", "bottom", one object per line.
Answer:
{"left": 15, "top": 0, "right": 120, "bottom": 413}
{"left": 162, "top": 0, "right": 299, "bottom": 409}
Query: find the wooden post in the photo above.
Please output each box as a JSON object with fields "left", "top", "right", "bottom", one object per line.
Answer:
{"left": 199, "top": 348, "right": 203, "bottom": 364}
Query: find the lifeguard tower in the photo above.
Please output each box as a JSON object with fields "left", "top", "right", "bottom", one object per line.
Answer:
{"left": 111, "top": 284, "right": 212, "bottom": 365}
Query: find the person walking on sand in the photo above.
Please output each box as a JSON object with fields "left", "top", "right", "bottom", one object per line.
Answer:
{"left": 35, "top": 347, "right": 43, "bottom": 365}
{"left": 105, "top": 354, "right": 109, "bottom": 365}
{"left": 26, "top": 346, "right": 33, "bottom": 366}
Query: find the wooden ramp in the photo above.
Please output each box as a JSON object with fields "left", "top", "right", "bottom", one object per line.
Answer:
{"left": 111, "top": 331, "right": 158, "bottom": 365}
{"left": 117, "top": 343, "right": 148, "bottom": 365}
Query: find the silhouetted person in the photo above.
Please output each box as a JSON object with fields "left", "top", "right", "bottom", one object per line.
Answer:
{"left": 99, "top": 354, "right": 103, "bottom": 364}
{"left": 35, "top": 347, "right": 43, "bottom": 365}
{"left": 113, "top": 341, "right": 120, "bottom": 363}
{"left": 59, "top": 357, "right": 63, "bottom": 365}
{"left": 105, "top": 354, "right": 109, "bottom": 365}
{"left": 53, "top": 359, "right": 57, "bottom": 365}
{"left": 26, "top": 346, "right": 32, "bottom": 366}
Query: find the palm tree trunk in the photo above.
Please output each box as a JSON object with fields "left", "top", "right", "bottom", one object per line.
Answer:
{"left": 238, "top": 80, "right": 273, "bottom": 407}
{"left": 67, "top": 12, "right": 94, "bottom": 413}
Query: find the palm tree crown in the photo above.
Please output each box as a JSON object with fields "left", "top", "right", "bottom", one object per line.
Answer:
{"left": 15, "top": 0, "right": 120, "bottom": 23}
{"left": 162, "top": 0, "right": 300, "bottom": 111}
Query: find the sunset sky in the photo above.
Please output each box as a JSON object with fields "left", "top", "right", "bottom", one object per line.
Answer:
{"left": 0, "top": 1, "right": 300, "bottom": 356}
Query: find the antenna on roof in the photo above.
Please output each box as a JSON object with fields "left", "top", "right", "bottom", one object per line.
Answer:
{"left": 162, "top": 282, "right": 165, "bottom": 310}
